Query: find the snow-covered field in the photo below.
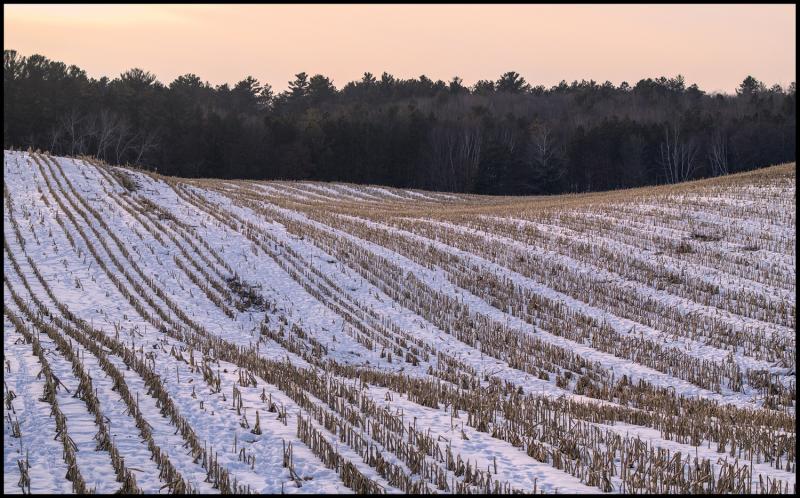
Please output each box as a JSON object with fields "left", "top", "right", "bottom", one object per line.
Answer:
{"left": 3, "top": 150, "right": 795, "bottom": 494}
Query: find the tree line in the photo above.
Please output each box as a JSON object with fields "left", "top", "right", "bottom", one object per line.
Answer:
{"left": 4, "top": 50, "right": 795, "bottom": 195}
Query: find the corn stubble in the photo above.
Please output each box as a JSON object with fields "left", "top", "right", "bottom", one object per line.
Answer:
{"left": 3, "top": 149, "right": 795, "bottom": 494}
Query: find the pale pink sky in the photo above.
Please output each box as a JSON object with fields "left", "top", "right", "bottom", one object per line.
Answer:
{"left": 4, "top": 4, "right": 796, "bottom": 93}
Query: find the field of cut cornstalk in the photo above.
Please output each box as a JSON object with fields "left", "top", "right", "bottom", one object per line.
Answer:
{"left": 3, "top": 149, "right": 795, "bottom": 494}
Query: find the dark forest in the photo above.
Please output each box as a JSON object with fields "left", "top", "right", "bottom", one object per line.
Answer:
{"left": 4, "top": 50, "right": 795, "bottom": 195}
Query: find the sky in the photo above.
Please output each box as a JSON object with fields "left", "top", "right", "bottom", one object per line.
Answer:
{"left": 3, "top": 4, "right": 796, "bottom": 94}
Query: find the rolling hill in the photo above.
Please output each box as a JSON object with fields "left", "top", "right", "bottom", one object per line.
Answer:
{"left": 3, "top": 150, "right": 795, "bottom": 494}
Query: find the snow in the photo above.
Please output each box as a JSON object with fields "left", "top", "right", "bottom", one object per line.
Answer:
{"left": 3, "top": 150, "right": 795, "bottom": 494}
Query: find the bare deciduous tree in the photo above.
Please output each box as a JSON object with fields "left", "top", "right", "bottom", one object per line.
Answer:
{"left": 497, "top": 126, "right": 516, "bottom": 155}
{"left": 428, "top": 123, "right": 482, "bottom": 192}
{"left": 531, "top": 123, "right": 555, "bottom": 171}
{"left": 55, "top": 108, "right": 99, "bottom": 156}
{"left": 47, "top": 124, "right": 64, "bottom": 154}
{"left": 708, "top": 129, "right": 729, "bottom": 177}
{"left": 134, "top": 128, "right": 160, "bottom": 165}
{"left": 95, "top": 109, "right": 121, "bottom": 161}
{"left": 113, "top": 118, "right": 139, "bottom": 164}
{"left": 659, "top": 122, "right": 698, "bottom": 184}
